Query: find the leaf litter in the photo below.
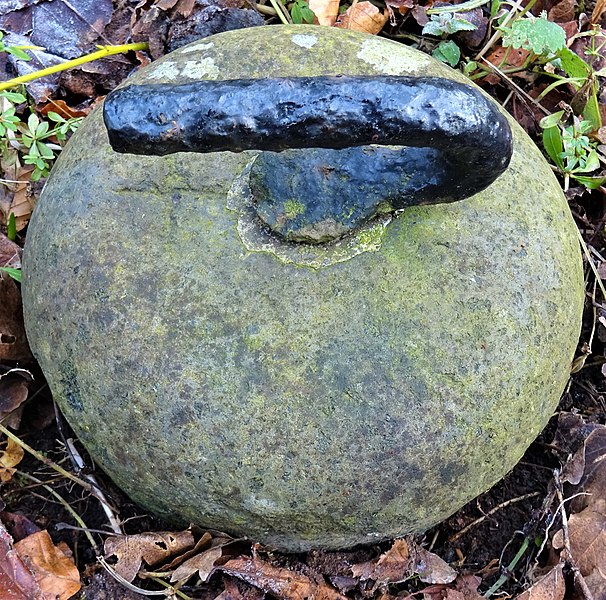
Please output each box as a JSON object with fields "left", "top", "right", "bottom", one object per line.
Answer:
{"left": 2, "top": 0, "right": 606, "bottom": 597}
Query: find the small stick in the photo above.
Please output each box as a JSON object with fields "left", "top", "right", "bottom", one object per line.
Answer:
{"left": 66, "top": 438, "right": 123, "bottom": 535}
{"left": 0, "top": 423, "right": 94, "bottom": 492}
{"left": 449, "top": 492, "right": 541, "bottom": 543}
{"left": 16, "top": 470, "right": 99, "bottom": 553}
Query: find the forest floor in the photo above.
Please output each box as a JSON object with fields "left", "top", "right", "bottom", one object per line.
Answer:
{"left": 1, "top": 0, "right": 606, "bottom": 598}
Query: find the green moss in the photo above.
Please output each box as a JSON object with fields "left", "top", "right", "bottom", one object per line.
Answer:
{"left": 284, "top": 199, "right": 306, "bottom": 219}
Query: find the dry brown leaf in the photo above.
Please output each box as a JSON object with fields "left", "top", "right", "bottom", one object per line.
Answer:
{"left": 308, "top": 0, "right": 339, "bottom": 25}
{"left": 516, "top": 564, "right": 565, "bottom": 600}
{"left": 171, "top": 545, "right": 224, "bottom": 583}
{"left": 569, "top": 426, "right": 606, "bottom": 514}
{"left": 9, "top": 168, "right": 35, "bottom": 233}
{"left": 0, "top": 437, "right": 24, "bottom": 482}
{"left": 592, "top": 0, "right": 606, "bottom": 23}
{"left": 413, "top": 545, "right": 457, "bottom": 584}
{"left": 104, "top": 529, "right": 195, "bottom": 582}
{"left": 335, "top": 1, "right": 388, "bottom": 34}
{"left": 219, "top": 556, "right": 347, "bottom": 600}
{"left": 548, "top": 0, "right": 577, "bottom": 22}
{"left": 0, "top": 369, "right": 32, "bottom": 429}
{"left": 0, "top": 520, "right": 41, "bottom": 600}
{"left": 384, "top": 0, "right": 413, "bottom": 15}
{"left": 39, "top": 100, "right": 90, "bottom": 120}
{"left": 14, "top": 531, "right": 80, "bottom": 600}
{"left": 352, "top": 538, "right": 412, "bottom": 583}
{"left": 0, "top": 234, "right": 21, "bottom": 269}
{"left": 0, "top": 274, "right": 32, "bottom": 362}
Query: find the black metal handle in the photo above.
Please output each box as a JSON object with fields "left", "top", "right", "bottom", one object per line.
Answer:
{"left": 104, "top": 76, "right": 513, "bottom": 243}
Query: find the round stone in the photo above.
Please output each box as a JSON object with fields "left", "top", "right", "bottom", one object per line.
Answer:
{"left": 22, "top": 25, "right": 584, "bottom": 551}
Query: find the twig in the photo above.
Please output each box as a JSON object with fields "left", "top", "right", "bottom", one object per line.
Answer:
{"left": 15, "top": 470, "right": 99, "bottom": 553}
{"left": 66, "top": 439, "right": 123, "bottom": 535}
{"left": 449, "top": 492, "right": 541, "bottom": 543}
{"left": 0, "top": 422, "right": 94, "bottom": 492}
{"left": 98, "top": 556, "right": 192, "bottom": 599}
{"left": 553, "top": 470, "right": 595, "bottom": 600}
{"left": 0, "top": 43, "right": 149, "bottom": 92}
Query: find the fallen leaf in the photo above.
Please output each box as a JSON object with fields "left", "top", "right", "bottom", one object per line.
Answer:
{"left": 0, "top": 369, "right": 32, "bottom": 428}
{"left": 0, "top": 234, "right": 21, "bottom": 269}
{"left": 352, "top": 538, "right": 412, "bottom": 583}
{"left": 552, "top": 510, "right": 606, "bottom": 597}
{"left": 384, "top": 0, "right": 413, "bottom": 15}
{"left": 0, "top": 437, "right": 24, "bottom": 482}
{"left": 0, "top": 512, "right": 41, "bottom": 542}
{"left": 413, "top": 545, "right": 457, "bottom": 584}
{"left": 569, "top": 426, "right": 606, "bottom": 514}
{"left": 104, "top": 529, "right": 195, "bottom": 582}
{"left": 448, "top": 574, "right": 484, "bottom": 599}
{"left": 9, "top": 167, "right": 35, "bottom": 233}
{"left": 14, "top": 531, "right": 80, "bottom": 600}
{"left": 0, "top": 519, "right": 41, "bottom": 600}
{"left": 219, "top": 556, "right": 347, "bottom": 600}
{"left": 335, "top": 1, "right": 388, "bottom": 34}
{"left": 39, "top": 100, "right": 90, "bottom": 120}
{"left": 0, "top": 273, "right": 32, "bottom": 362}
{"left": 352, "top": 538, "right": 456, "bottom": 585}
{"left": 171, "top": 545, "right": 224, "bottom": 583}
{"left": 548, "top": 0, "right": 577, "bottom": 22}
{"left": 516, "top": 564, "right": 565, "bottom": 600}
{"left": 308, "top": 0, "right": 339, "bottom": 25}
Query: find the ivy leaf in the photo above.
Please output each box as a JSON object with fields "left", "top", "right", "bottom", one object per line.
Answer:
{"left": 502, "top": 13, "right": 566, "bottom": 55}
{"left": 432, "top": 40, "right": 461, "bottom": 67}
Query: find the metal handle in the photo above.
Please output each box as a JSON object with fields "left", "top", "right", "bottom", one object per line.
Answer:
{"left": 104, "top": 76, "right": 513, "bottom": 243}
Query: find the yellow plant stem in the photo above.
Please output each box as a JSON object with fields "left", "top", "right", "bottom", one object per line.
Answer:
{"left": 0, "top": 43, "right": 149, "bottom": 92}
{"left": 0, "top": 422, "right": 94, "bottom": 492}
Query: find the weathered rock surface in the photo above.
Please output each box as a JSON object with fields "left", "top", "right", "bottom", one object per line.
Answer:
{"left": 23, "top": 25, "right": 584, "bottom": 551}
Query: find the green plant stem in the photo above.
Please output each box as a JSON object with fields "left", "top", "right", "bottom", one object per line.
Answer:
{"left": 0, "top": 43, "right": 149, "bottom": 92}
{"left": 267, "top": 0, "right": 291, "bottom": 24}
{"left": 0, "top": 422, "right": 94, "bottom": 492}
{"left": 16, "top": 470, "right": 99, "bottom": 553}
{"left": 427, "top": 0, "right": 489, "bottom": 14}
{"left": 483, "top": 537, "right": 530, "bottom": 597}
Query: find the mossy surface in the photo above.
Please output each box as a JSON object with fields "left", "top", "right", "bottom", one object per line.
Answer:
{"left": 23, "top": 25, "right": 584, "bottom": 551}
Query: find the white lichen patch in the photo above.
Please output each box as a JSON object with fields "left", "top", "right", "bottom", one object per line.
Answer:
{"left": 146, "top": 61, "right": 181, "bottom": 81}
{"left": 179, "top": 41, "right": 215, "bottom": 53}
{"left": 291, "top": 34, "right": 318, "bottom": 49}
{"left": 227, "top": 159, "right": 390, "bottom": 269}
{"left": 181, "top": 58, "right": 221, "bottom": 80}
{"left": 358, "top": 38, "right": 431, "bottom": 75}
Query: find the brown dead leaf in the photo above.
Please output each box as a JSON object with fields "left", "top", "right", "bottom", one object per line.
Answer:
{"left": 352, "top": 538, "right": 456, "bottom": 585}
{"left": 0, "top": 437, "right": 24, "bottom": 482}
{"left": 0, "top": 512, "right": 41, "bottom": 542}
{"left": 0, "top": 273, "right": 32, "bottom": 363}
{"left": 171, "top": 545, "right": 224, "bottom": 583}
{"left": 548, "top": 0, "right": 577, "bottom": 22}
{"left": 104, "top": 529, "right": 195, "bottom": 582}
{"left": 38, "top": 100, "right": 90, "bottom": 120}
{"left": 592, "top": 0, "right": 606, "bottom": 24}
{"left": 308, "top": 0, "right": 339, "bottom": 25}
{"left": 385, "top": 0, "right": 413, "bottom": 15}
{"left": 516, "top": 564, "right": 565, "bottom": 600}
{"left": 9, "top": 167, "right": 35, "bottom": 233}
{"left": 335, "top": 1, "right": 388, "bottom": 34}
{"left": 0, "top": 519, "right": 41, "bottom": 600}
{"left": 14, "top": 531, "right": 80, "bottom": 600}
{"left": 219, "top": 556, "right": 347, "bottom": 600}
{"left": 413, "top": 545, "right": 457, "bottom": 584}
{"left": 0, "top": 234, "right": 21, "bottom": 269}
{"left": 352, "top": 538, "right": 412, "bottom": 583}
{"left": 0, "top": 369, "right": 32, "bottom": 429}
{"left": 569, "top": 426, "right": 606, "bottom": 514}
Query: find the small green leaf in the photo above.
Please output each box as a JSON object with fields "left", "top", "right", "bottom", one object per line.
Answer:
{"left": 583, "top": 90, "right": 602, "bottom": 132}
{"left": 6, "top": 46, "right": 31, "bottom": 61}
{"left": 0, "top": 91, "right": 26, "bottom": 104}
{"left": 575, "top": 149, "right": 600, "bottom": 173}
{"left": 539, "top": 110, "right": 565, "bottom": 129}
{"left": 7, "top": 212, "right": 16, "bottom": 242}
{"left": 291, "top": 2, "right": 303, "bottom": 23}
{"left": 27, "top": 112, "right": 39, "bottom": 133}
{"left": 301, "top": 6, "right": 315, "bottom": 22}
{"left": 46, "top": 111, "right": 66, "bottom": 123}
{"left": 542, "top": 126, "right": 564, "bottom": 169}
{"left": 0, "top": 267, "right": 22, "bottom": 282}
{"left": 571, "top": 174, "right": 606, "bottom": 189}
{"left": 558, "top": 47, "right": 591, "bottom": 79}
{"left": 502, "top": 13, "right": 566, "bottom": 55}
{"left": 432, "top": 40, "right": 461, "bottom": 67}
